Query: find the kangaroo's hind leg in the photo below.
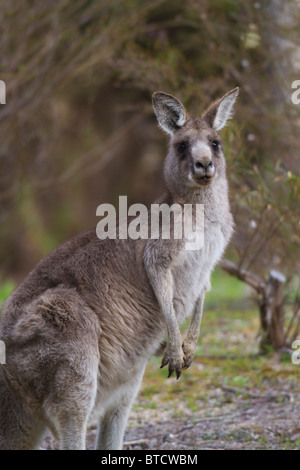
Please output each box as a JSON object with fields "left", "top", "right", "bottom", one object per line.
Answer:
{"left": 95, "top": 366, "right": 145, "bottom": 450}
{"left": 0, "top": 368, "right": 47, "bottom": 450}
{"left": 51, "top": 400, "right": 94, "bottom": 450}
{"left": 45, "top": 345, "right": 99, "bottom": 450}
{"left": 9, "top": 286, "right": 101, "bottom": 450}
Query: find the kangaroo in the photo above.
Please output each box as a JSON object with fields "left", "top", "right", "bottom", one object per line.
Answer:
{"left": 0, "top": 88, "right": 238, "bottom": 450}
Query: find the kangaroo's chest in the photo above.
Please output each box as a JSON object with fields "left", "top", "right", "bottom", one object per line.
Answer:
{"left": 171, "top": 221, "right": 227, "bottom": 322}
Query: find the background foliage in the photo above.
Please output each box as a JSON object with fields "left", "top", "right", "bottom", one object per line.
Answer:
{"left": 0, "top": 0, "right": 299, "bottom": 289}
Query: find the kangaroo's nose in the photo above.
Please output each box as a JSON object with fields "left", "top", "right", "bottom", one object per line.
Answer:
{"left": 195, "top": 160, "right": 213, "bottom": 170}
{"left": 194, "top": 159, "right": 214, "bottom": 176}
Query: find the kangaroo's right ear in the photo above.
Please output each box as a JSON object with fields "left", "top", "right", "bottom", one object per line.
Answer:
{"left": 152, "top": 92, "right": 187, "bottom": 135}
{"left": 202, "top": 87, "right": 239, "bottom": 131}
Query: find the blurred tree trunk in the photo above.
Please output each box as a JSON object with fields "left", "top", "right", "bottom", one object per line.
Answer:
{"left": 220, "top": 260, "right": 287, "bottom": 353}
{"left": 263, "top": 0, "right": 300, "bottom": 169}
{"left": 258, "top": 270, "right": 286, "bottom": 353}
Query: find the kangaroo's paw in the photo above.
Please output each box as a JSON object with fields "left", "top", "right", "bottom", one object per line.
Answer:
{"left": 182, "top": 340, "right": 197, "bottom": 370}
{"left": 160, "top": 342, "right": 184, "bottom": 379}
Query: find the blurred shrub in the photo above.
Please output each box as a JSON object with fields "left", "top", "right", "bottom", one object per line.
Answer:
{"left": 0, "top": 281, "right": 15, "bottom": 308}
{"left": 0, "top": 0, "right": 299, "bottom": 285}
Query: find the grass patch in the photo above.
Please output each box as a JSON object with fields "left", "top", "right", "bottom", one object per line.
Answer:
{"left": 206, "top": 266, "right": 250, "bottom": 309}
{"left": 0, "top": 280, "right": 15, "bottom": 308}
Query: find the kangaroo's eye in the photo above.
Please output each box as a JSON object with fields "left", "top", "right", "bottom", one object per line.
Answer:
{"left": 177, "top": 141, "right": 188, "bottom": 153}
{"left": 212, "top": 140, "right": 220, "bottom": 150}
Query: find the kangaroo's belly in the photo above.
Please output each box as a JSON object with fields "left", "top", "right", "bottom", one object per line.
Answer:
{"left": 172, "top": 224, "right": 227, "bottom": 323}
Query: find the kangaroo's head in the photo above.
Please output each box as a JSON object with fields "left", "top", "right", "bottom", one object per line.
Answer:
{"left": 152, "top": 88, "right": 239, "bottom": 199}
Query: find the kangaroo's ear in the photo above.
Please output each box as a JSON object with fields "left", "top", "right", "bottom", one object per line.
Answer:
{"left": 152, "top": 92, "right": 187, "bottom": 135}
{"left": 202, "top": 87, "right": 239, "bottom": 131}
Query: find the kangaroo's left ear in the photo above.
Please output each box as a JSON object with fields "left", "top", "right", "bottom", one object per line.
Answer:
{"left": 202, "top": 87, "right": 239, "bottom": 131}
{"left": 152, "top": 92, "right": 187, "bottom": 135}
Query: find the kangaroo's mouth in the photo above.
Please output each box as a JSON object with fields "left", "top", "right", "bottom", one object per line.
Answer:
{"left": 193, "top": 175, "right": 214, "bottom": 186}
